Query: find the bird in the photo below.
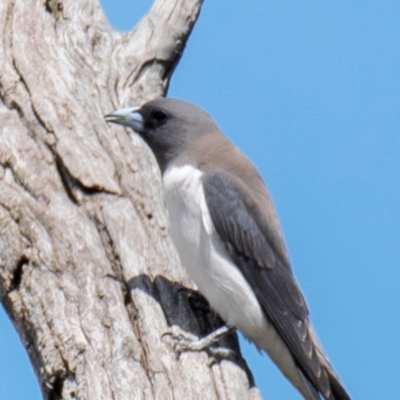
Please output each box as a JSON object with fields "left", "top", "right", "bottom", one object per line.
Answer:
{"left": 105, "top": 97, "right": 351, "bottom": 400}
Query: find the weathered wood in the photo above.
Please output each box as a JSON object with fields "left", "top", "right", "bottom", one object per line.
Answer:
{"left": 0, "top": 0, "right": 262, "bottom": 399}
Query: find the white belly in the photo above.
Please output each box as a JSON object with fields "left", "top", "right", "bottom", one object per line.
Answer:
{"left": 163, "top": 165, "right": 267, "bottom": 340}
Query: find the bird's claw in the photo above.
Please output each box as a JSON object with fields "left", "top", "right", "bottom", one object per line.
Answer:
{"left": 162, "top": 326, "right": 198, "bottom": 353}
{"left": 162, "top": 325, "right": 234, "bottom": 360}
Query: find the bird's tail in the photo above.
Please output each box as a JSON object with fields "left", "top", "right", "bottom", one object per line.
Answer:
{"left": 309, "top": 325, "right": 351, "bottom": 400}
{"left": 326, "top": 369, "right": 352, "bottom": 400}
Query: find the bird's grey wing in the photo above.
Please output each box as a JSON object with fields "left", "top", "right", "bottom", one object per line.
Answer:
{"left": 203, "top": 171, "right": 332, "bottom": 397}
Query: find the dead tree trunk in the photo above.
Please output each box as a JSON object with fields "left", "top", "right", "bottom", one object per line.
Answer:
{"left": 0, "top": 0, "right": 262, "bottom": 399}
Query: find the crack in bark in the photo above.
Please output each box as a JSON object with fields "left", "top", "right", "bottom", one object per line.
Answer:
{"left": 45, "top": 0, "right": 66, "bottom": 21}
{"left": 48, "top": 372, "right": 64, "bottom": 400}
{"left": 54, "top": 152, "right": 79, "bottom": 204}
{"left": 91, "top": 215, "right": 123, "bottom": 283}
{"left": 53, "top": 149, "right": 116, "bottom": 204}
{"left": 10, "top": 254, "right": 28, "bottom": 290}
{"left": 46, "top": 368, "right": 77, "bottom": 400}
{"left": 44, "top": 0, "right": 53, "bottom": 14}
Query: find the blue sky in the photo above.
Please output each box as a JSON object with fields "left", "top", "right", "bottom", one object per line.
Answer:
{"left": 1, "top": 1, "right": 399, "bottom": 399}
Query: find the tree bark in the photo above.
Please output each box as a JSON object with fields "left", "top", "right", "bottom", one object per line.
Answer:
{"left": 0, "top": 0, "right": 262, "bottom": 399}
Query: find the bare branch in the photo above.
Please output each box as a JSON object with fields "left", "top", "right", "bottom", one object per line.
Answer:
{"left": 112, "top": 0, "right": 205, "bottom": 105}
{"left": 0, "top": 0, "right": 261, "bottom": 399}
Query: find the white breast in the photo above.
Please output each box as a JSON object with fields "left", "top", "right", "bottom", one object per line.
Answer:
{"left": 163, "top": 165, "right": 267, "bottom": 340}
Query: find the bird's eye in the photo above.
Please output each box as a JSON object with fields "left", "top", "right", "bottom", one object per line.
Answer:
{"left": 152, "top": 110, "right": 168, "bottom": 123}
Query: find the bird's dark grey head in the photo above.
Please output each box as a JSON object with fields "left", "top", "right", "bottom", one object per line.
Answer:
{"left": 105, "top": 97, "right": 219, "bottom": 173}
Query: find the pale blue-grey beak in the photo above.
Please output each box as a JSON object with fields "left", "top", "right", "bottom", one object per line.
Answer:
{"left": 104, "top": 106, "right": 144, "bottom": 132}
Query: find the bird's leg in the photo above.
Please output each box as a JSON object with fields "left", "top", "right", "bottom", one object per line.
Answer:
{"left": 162, "top": 324, "right": 235, "bottom": 359}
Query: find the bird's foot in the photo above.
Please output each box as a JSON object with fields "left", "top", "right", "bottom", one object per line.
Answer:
{"left": 162, "top": 325, "right": 235, "bottom": 359}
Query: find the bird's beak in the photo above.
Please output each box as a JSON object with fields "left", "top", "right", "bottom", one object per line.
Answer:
{"left": 104, "top": 106, "right": 144, "bottom": 132}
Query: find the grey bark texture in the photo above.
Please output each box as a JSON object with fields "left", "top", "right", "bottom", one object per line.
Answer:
{"left": 0, "top": 0, "right": 262, "bottom": 399}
